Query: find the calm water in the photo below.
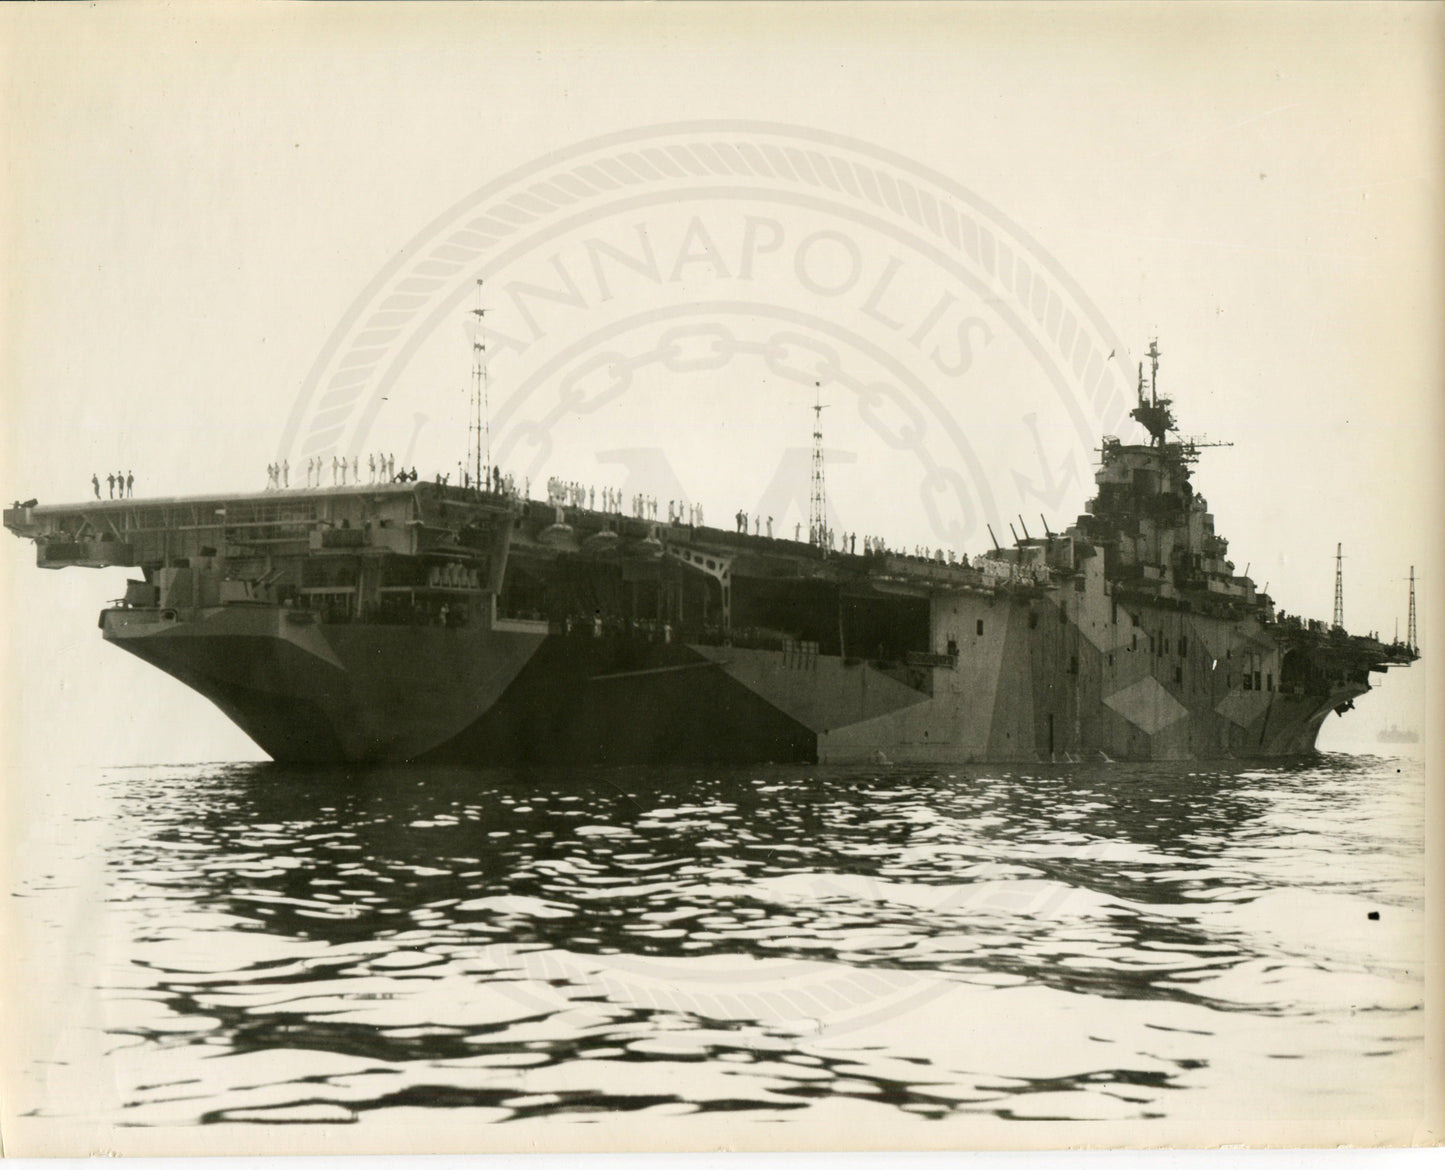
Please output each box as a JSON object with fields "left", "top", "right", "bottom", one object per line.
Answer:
{"left": 10, "top": 753, "right": 1427, "bottom": 1142}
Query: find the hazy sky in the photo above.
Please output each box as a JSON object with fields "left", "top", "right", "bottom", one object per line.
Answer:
{"left": 2, "top": 3, "right": 1438, "bottom": 768}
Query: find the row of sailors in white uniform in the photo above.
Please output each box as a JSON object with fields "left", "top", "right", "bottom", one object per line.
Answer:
{"left": 428, "top": 562, "right": 481, "bottom": 590}
{"left": 265, "top": 454, "right": 403, "bottom": 489}
{"left": 543, "top": 479, "right": 707, "bottom": 529}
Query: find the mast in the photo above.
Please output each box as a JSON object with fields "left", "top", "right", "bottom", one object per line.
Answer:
{"left": 809, "top": 382, "right": 827, "bottom": 553}
{"left": 1407, "top": 565, "right": 1417, "bottom": 651}
{"left": 469, "top": 279, "right": 489, "bottom": 491}
{"left": 1129, "top": 339, "right": 1175, "bottom": 447}
{"left": 1333, "top": 542, "right": 1344, "bottom": 629}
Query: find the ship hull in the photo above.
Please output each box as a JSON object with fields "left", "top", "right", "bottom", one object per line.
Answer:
{"left": 102, "top": 601, "right": 1364, "bottom": 765}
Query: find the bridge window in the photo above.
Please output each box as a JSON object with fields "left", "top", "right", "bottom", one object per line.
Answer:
{"left": 976, "top": 619, "right": 984, "bottom": 636}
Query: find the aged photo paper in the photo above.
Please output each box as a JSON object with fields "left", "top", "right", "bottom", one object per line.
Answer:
{"left": 2, "top": 2, "right": 1441, "bottom": 1161}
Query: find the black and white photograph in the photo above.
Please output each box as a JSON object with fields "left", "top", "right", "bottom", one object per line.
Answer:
{"left": 2, "top": 2, "right": 1440, "bottom": 1159}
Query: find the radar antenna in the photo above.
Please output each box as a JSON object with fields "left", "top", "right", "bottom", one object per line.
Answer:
{"left": 1128, "top": 338, "right": 1176, "bottom": 447}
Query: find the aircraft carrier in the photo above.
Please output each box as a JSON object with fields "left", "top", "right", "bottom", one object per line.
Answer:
{"left": 4, "top": 349, "right": 1418, "bottom": 765}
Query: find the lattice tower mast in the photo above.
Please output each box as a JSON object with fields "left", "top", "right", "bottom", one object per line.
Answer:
{"left": 468, "top": 279, "right": 490, "bottom": 490}
{"left": 1407, "top": 565, "right": 1417, "bottom": 652}
{"left": 1333, "top": 542, "right": 1345, "bottom": 629}
{"left": 809, "top": 384, "right": 827, "bottom": 552}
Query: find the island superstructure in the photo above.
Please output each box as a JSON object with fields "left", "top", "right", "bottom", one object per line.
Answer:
{"left": 5, "top": 347, "right": 1417, "bottom": 764}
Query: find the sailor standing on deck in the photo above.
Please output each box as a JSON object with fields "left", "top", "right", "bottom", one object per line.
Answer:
{"left": 282, "top": 460, "right": 289, "bottom": 489}
{"left": 107, "top": 473, "right": 115, "bottom": 498}
{"left": 368, "top": 453, "right": 376, "bottom": 483}
{"left": 92, "top": 473, "right": 100, "bottom": 499}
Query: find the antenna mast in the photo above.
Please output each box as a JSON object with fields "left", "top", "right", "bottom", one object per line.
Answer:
{"left": 809, "top": 383, "right": 828, "bottom": 553}
{"left": 1407, "top": 565, "right": 1417, "bottom": 651}
{"left": 469, "top": 279, "right": 489, "bottom": 491}
{"left": 1129, "top": 339, "right": 1175, "bottom": 447}
{"left": 1332, "top": 542, "right": 1344, "bottom": 629}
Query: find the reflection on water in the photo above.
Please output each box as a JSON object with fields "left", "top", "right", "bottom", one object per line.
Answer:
{"left": 12, "top": 754, "right": 1427, "bottom": 1131}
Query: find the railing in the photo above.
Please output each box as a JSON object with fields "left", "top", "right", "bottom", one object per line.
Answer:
{"left": 905, "top": 650, "right": 957, "bottom": 668}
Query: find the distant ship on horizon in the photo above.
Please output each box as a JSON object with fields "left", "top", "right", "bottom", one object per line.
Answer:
{"left": 1377, "top": 723, "right": 1421, "bottom": 745}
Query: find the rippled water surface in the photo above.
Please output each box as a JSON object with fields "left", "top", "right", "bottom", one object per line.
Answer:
{"left": 10, "top": 753, "right": 1427, "bottom": 1145}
